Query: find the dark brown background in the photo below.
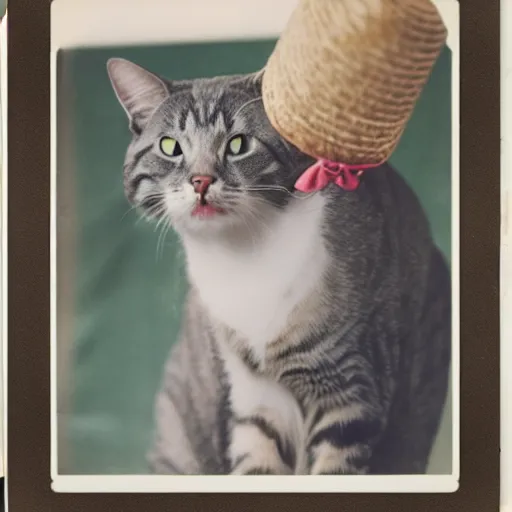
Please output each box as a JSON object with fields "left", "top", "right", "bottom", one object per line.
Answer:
{"left": 7, "top": 0, "right": 500, "bottom": 510}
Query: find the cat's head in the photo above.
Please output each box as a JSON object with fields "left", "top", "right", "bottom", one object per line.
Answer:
{"left": 107, "top": 58, "right": 314, "bottom": 240}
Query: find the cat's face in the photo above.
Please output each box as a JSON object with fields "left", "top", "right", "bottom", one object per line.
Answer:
{"left": 107, "top": 58, "right": 313, "bottom": 239}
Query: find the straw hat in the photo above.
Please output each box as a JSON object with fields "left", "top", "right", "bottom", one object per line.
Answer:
{"left": 262, "top": 0, "right": 448, "bottom": 166}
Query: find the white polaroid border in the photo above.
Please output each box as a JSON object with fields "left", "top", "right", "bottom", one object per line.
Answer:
{"left": 0, "top": 10, "right": 6, "bottom": 484}
{"left": 50, "top": 0, "right": 460, "bottom": 494}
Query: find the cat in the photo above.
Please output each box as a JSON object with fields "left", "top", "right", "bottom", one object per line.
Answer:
{"left": 107, "top": 57, "right": 451, "bottom": 475}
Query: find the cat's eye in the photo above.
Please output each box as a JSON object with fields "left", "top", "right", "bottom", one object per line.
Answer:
{"left": 159, "top": 137, "right": 183, "bottom": 157}
{"left": 227, "top": 135, "right": 248, "bottom": 156}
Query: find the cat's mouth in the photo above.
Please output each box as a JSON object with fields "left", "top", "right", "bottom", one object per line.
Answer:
{"left": 191, "top": 199, "right": 226, "bottom": 218}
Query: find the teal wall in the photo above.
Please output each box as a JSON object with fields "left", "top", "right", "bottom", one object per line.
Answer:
{"left": 57, "top": 40, "right": 452, "bottom": 474}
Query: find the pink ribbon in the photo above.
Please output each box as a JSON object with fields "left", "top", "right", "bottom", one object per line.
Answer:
{"left": 294, "top": 159, "right": 381, "bottom": 193}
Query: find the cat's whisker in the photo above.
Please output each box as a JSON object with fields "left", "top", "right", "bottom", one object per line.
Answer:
{"left": 154, "top": 210, "right": 169, "bottom": 233}
{"left": 156, "top": 216, "right": 173, "bottom": 261}
{"left": 160, "top": 218, "right": 173, "bottom": 258}
{"left": 249, "top": 190, "right": 324, "bottom": 213}
{"left": 134, "top": 210, "right": 155, "bottom": 227}
{"left": 131, "top": 195, "right": 167, "bottom": 227}
{"left": 155, "top": 228, "right": 164, "bottom": 261}
{"left": 239, "top": 215, "right": 258, "bottom": 248}
{"left": 134, "top": 214, "right": 146, "bottom": 227}
{"left": 240, "top": 198, "right": 275, "bottom": 242}
{"left": 241, "top": 201, "right": 274, "bottom": 236}
{"left": 121, "top": 204, "right": 139, "bottom": 222}
{"left": 224, "top": 184, "right": 313, "bottom": 201}
{"left": 232, "top": 96, "right": 263, "bottom": 119}
{"left": 163, "top": 221, "right": 175, "bottom": 259}
{"left": 136, "top": 210, "right": 159, "bottom": 228}
{"left": 156, "top": 226, "right": 165, "bottom": 260}
{"left": 224, "top": 184, "right": 291, "bottom": 193}
{"left": 242, "top": 194, "right": 287, "bottom": 212}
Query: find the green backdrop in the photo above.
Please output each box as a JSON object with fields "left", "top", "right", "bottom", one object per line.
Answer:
{"left": 57, "top": 40, "right": 452, "bottom": 475}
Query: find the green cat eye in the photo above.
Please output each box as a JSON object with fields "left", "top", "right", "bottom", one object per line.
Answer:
{"left": 227, "top": 135, "right": 247, "bottom": 156}
{"left": 160, "top": 137, "right": 182, "bottom": 157}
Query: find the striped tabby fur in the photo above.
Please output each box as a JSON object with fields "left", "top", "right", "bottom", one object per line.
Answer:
{"left": 108, "top": 58, "right": 451, "bottom": 475}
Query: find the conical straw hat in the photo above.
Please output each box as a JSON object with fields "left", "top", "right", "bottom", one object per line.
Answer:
{"left": 262, "top": 0, "right": 448, "bottom": 165}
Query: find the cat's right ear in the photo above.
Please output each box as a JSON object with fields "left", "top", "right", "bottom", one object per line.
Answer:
{"left": 107, "top": 58, "right": 169, "bottom": 134}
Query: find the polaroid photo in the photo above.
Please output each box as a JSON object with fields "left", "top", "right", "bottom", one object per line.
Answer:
{"left": 51, "top": 0, "right": 459, "bottom": 494}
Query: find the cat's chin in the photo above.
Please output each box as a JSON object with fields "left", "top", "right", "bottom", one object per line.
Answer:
{"left": 175, "top": 210, "right": 238, "bottom": 238}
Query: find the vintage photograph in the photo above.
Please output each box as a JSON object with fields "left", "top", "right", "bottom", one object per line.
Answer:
{"left": 53, "top": 0, "right": 458, "bottom": 490}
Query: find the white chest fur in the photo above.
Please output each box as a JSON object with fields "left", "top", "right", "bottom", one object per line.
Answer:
{"left": 183, "top": 194, "right": 329, "bottom": 362}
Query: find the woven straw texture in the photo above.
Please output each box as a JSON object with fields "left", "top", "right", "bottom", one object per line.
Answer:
{"left": 262, "top": 0, "right": 448, "bottom": 165}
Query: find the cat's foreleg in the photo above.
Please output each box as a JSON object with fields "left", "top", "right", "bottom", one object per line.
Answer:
{"left": 228, "top": 413, "right": 296, "bottom": 475}
{"left": 305, "top": 398, "right": 385, "bottom": 475}
{"left": 221, "top": 348, "right": 304, "bottom": 475}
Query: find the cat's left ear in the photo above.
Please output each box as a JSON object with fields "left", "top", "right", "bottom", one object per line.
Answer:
{"left": 107, "top": 58, "right": 169, "bottom": 134}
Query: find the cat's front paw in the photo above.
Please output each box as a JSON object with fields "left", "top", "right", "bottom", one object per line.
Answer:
{"left": 230, "top": 453, "right": 293, "bottom": 475}
{"left": 228, "top": 416, "right": 296, "bottom": 475}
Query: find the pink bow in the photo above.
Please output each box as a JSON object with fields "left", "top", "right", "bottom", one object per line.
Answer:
{"left": 295, "top": 159, "right": 377, "bottom": 193}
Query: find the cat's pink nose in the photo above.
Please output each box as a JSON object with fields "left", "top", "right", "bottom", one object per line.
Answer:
{"left": 191, "top": 175, "right": 215, "bottom": 195}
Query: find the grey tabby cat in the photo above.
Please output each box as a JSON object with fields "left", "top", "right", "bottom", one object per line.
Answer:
{"left": 107, "top": 58, "right": 451, "bottom": 475}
